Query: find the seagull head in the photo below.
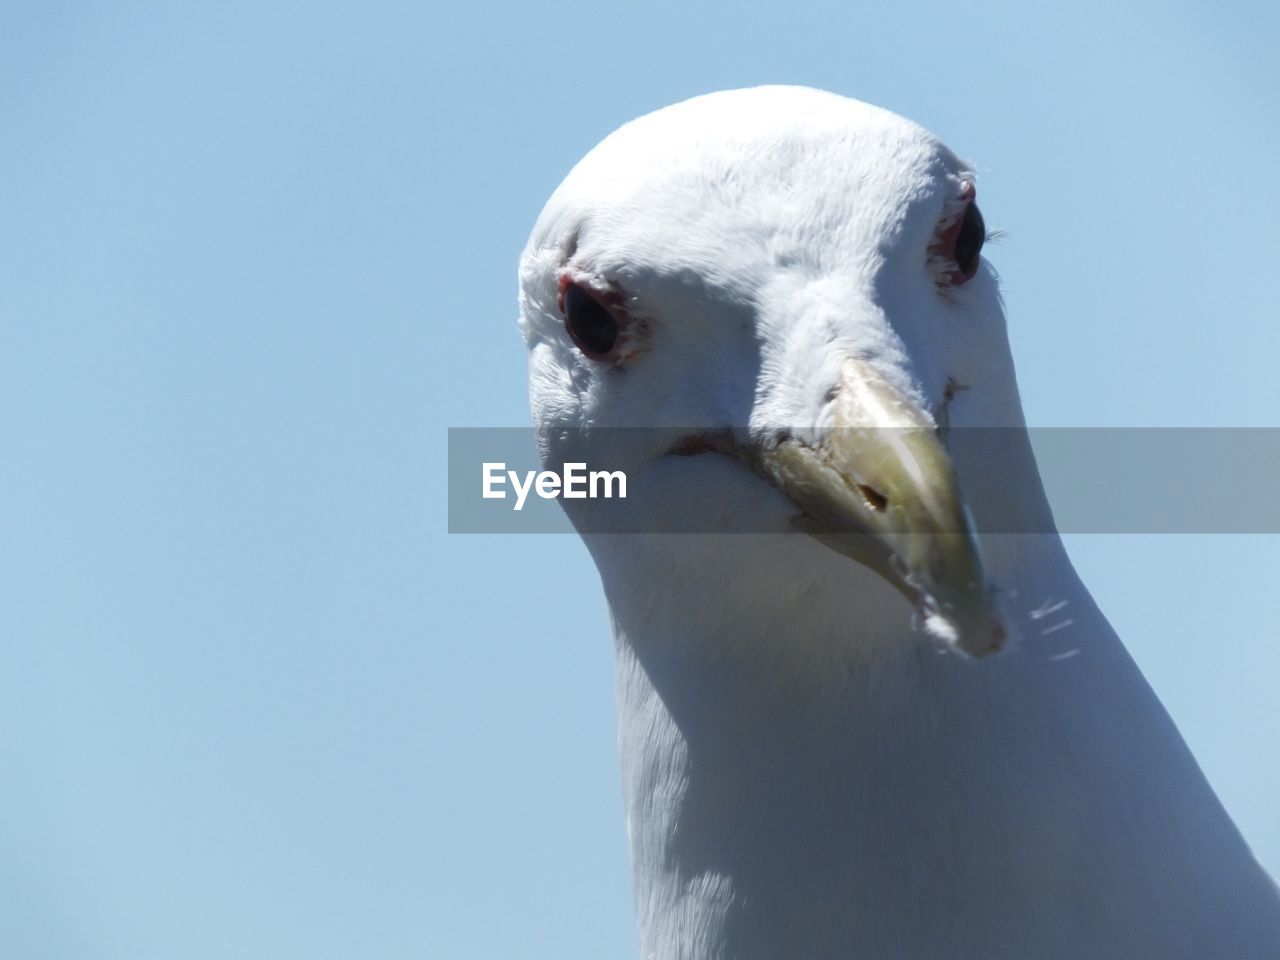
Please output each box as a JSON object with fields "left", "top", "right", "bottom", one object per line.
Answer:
{"left": 519, "top": 86, "right": 1033, "bottom": 659}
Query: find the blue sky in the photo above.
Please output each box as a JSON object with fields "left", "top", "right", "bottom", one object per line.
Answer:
{"left": 2, "top": 2, "right": 1277, "bottom": 957}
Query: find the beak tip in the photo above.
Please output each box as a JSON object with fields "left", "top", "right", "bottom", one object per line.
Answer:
{"left": 969, "top": 619, "right": 1010, "bottom": 659}
{"left": 919, "top": 592, "right": 1011, "bottom": 659}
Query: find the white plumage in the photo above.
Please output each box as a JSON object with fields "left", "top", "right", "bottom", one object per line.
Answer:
{"left": 518, "top": 86, "right": 1280, "bottom": 958}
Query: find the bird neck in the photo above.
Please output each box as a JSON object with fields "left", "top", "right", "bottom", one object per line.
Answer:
{"left": 600, "top": 535, "right": 1280, "bottom": 959}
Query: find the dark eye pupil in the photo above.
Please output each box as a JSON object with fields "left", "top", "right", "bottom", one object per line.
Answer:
{"left": 954, "top": 202, "right": 985, "bottom": 278}
{"left": 564, "top": 283, "right": 619, "bottom": 357}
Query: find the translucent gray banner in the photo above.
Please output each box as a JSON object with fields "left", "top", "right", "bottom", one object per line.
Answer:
{"left": 447, "top": 427, "right": 1280, "bottom": 534}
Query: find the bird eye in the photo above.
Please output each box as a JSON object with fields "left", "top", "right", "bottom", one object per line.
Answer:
{"left": 953, "top": 202, "right": 985, "bottom": 282}
{"left": 563, "top": 282, "right": 620, "bottom": 359}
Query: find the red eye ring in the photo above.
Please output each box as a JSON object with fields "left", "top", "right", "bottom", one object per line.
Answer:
{"left": 931, "top": 182, "right": 985, "bottom": 287}
{"left": 557, "top": 274, "right": 628, "bottom": 360}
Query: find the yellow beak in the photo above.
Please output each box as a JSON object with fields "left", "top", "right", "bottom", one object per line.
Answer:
{"left": 751, "top": 359, "right": 1006, "bottom": 658}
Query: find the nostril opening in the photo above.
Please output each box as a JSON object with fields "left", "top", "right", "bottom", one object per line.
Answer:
{"left": 858, "top": 484, "right": 888, "bottom": 512}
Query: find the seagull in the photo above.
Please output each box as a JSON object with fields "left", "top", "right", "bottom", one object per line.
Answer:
{"left": 517, "top": 86, "right": 1280, "bottom": 959}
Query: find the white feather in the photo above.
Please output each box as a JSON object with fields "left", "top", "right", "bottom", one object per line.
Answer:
{"left": 519, "top": 86, "right": 1280, "bottom": 959}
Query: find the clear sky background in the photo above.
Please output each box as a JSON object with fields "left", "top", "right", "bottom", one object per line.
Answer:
{"left": 2, "top": 2, "right": 1277, "bottom": 957}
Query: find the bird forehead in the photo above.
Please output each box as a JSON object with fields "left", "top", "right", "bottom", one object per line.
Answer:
{"left": 531, "top": 88, "right": 959, "bottom": 285}
{"left": 573, "top": 86, "right": 948, "bottom": 194}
